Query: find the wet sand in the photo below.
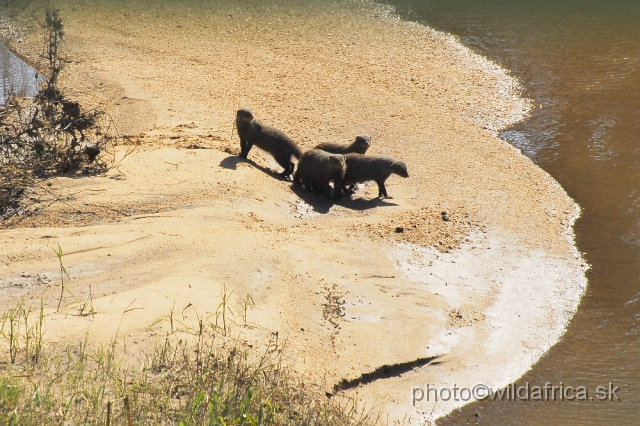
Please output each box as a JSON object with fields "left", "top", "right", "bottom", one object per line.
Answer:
{"left": 1, "top": 0, "right": 586, "bottom": 422}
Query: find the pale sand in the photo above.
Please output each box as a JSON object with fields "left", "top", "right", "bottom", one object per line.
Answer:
{"left": 1, "top": 0, "right": 587, "bottom": 422}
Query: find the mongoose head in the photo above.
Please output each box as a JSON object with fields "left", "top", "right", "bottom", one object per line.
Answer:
{"left": 352, "top": 135, "right": 371, "bottom": 154}
{"left": 236, "top": 108, "right": 254, "bottom": 123}
{"left": 329, "top": 154, "right": 346, "bottom": 176}
{"left": 392, "top": 161, "right": 409, "bottom": 178}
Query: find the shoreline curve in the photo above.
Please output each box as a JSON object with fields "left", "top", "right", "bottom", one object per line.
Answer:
{"left": 0, "top": 0, "right": 587, "bottom": 423}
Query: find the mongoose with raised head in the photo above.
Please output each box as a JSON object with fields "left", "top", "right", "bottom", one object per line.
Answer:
{"left": 314, "top": 135, "right": 371, "bottom": 155}
{"left": 341, "top": 154, "right": 409, "bottom": 199}
{"left": 293, "top": 149, "right": 346, "bottom": 199}
{"left": 236, "top": 109, "right": 302, "bottom": 178}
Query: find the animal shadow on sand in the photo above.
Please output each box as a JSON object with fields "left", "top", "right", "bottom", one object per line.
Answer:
{"left": 219, "top": 155, "right": 397, "bottom": 212}
{"left": 219, "top": 155, "right": 289, "bottom": 181}
{"left": 290, "top": 183, "right": 398, "bottom": 214}
{"left": 340, "top": 194, "right": 398, "bottom": 211}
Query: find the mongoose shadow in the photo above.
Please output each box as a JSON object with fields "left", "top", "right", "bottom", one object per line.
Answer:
{"left": 219, "top": 155, "right": 289, "bottom": 181}
{"left": 337, "top": 194, "right": 399, "bottom": 210}
{"left": 218, "top": 154, "right": 243, "bottom": 170}
{"left": 290, "top": 183, "right": 398, "bottom": 213}
{"left": 289, "top": 183, "right": 336, "bottom": 214}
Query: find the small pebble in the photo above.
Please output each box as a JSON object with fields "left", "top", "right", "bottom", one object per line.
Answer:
{"left": 441, "top": 211, "right": 449, "bottom": 222}
{"left": 395, "top": 227, "right": 404, "bottom": 233}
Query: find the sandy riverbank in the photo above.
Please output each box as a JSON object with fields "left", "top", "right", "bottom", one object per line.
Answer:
{"left": 1, "top": 0, "right": 586, "bottom": 422}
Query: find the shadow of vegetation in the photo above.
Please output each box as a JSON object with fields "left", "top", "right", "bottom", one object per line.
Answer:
{"left": 333, "top": 355, "right": 440, "bottom": 393}
{"left": 108, "top": 173, "right": 127, "bottom": 181}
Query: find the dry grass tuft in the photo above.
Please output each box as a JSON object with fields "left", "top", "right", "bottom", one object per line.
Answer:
{"left": 0, "top": 297, "right": 378, "bottom": 425}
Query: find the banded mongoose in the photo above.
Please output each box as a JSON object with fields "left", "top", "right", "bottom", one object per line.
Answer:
{"left": 293, "top": 149, "right": 346, "bottom": 199}
{"left": 341, "top": 154, "right": 409, "bottom": 199}
{"left": 314, "top": 135, "right": 371, "bottom": 155}
{"left": 236, "top": 108, "right": 302, "bottom": 178}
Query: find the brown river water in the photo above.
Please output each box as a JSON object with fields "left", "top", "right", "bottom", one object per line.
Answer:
{"left": 2, "top": 0, "right": 639, "bottom": 424}
{"left": 384, "top": 0, "right": 640, "bottom": 424}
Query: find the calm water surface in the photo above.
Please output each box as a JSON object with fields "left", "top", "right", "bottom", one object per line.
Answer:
{"left": 384, "top": 0, "right": 640, "bottom": 424}
{"left": 0, "top": 39, "right": 40, "bottom": 104}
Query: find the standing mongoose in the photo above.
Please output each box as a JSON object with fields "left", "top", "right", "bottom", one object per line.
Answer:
{"left": 293, "top": 149, "right": 346, "bottom": 199}
{"left": 236, "top": 109, "right": 302, "bottom": 178}
{"left": 341, "top": 154, "right": 409, "bottom": 199}
{"left": 315, "top": 135, "right": 371, "bottom": 193}
{"left": 314, "top": 135, "right": 371, "bottom": 155}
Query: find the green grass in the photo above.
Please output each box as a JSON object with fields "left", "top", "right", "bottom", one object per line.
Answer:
{"left": 0, "top": 299, "right": 378, "bottom": 425}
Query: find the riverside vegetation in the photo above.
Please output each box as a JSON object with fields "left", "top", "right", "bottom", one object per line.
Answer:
{"left": 0, "top": 248, "right": 376, "bottom": 424}
{"left": 1, "top": 9, "right": 115, "bottom": 221}
{"left": 0, "top": 292, "right": 377, "bottom": 425}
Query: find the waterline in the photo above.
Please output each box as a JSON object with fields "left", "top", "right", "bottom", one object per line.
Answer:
{"left": 0, "top": 39, "right": 41, "bottom": 104}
